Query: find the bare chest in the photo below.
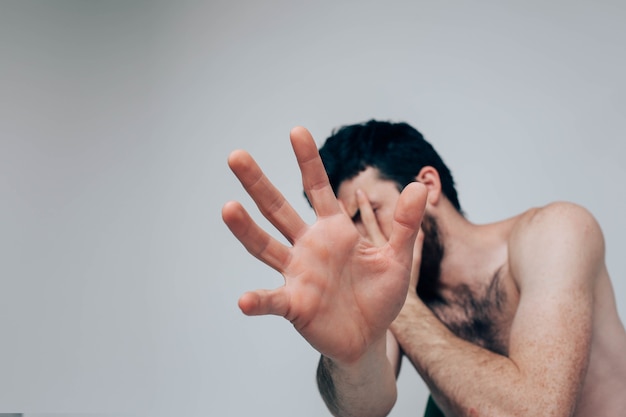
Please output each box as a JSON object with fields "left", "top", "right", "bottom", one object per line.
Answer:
{"left": 424, "top": 267, "right": 520, "bottom": 356}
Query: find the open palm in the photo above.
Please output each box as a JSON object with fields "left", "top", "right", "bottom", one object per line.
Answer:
{"left": 222, "top": 127, "right": 427, "bottom": 364}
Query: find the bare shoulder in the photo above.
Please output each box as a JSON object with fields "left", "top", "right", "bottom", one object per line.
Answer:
{"left": 508, "top": 202, "right": 606, "bottom": 285}
{"left": 509, "top": 201, "right": 605, "bottom": 250}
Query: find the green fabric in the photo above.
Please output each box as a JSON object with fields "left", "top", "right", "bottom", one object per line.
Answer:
{"left": 424, "top": 395, "right": 445, "bottom": 417}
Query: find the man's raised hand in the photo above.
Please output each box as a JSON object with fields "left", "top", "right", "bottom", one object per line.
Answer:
{"left": 222, "top": 127, "right": 427, "bottom": 364}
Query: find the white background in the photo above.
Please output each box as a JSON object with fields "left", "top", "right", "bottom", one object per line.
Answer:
{"left": 1, "top": 1, "right": 625, "bottom": 416}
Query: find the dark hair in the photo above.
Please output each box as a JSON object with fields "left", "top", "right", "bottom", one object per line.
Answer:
{"left": 318, "top": 120, "right": 462, "bottom": 212}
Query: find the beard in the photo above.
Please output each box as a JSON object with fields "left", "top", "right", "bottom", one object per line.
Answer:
{"left": 416, "top": 214, "right": 444, "bottom": 302}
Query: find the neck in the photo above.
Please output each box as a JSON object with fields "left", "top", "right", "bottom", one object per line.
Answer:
{"left": 434, "top": 205, "right": 510, "bottom": 289}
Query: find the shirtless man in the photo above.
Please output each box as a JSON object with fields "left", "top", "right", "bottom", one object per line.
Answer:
{"left": 222, "top": 120, "right": 626, "bottom": 416}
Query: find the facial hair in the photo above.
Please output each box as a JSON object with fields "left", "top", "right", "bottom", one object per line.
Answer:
{"left": 416, "top": 214, "right": 444, "bottom": 302}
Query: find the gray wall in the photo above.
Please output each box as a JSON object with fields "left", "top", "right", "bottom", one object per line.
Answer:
{"left": 1, "top": 1, "right": 624, "bottom": 416}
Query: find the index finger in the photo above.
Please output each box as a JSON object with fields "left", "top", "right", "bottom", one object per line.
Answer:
{"left": 228, "top": 149, "right": 307, "bottom": 243}
{"left": 290, "top": 127, "right": 340, "bottom": 217}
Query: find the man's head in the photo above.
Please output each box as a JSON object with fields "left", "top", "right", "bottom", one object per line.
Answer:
{"left": 317, "top": 120, "right": 456, "bottom": 300}
{"left": 318, "top": 119, "right": 461, "bottom": 213}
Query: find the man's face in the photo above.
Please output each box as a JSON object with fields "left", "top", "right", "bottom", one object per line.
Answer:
{"left": 336, "top": 167, "right": 444, "bottom": 293}
{"left": 336, "top": 167, "right": 400, "bottom": 241}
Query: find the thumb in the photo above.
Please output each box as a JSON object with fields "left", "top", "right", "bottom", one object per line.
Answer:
{"left": 238, "top": 287, "right": 290, "bottom": 317}
{"left": 387, "top": 182, "right": 428, "bottom": 261}
{"left": 409, "top": 228, "right": 425, "bottom": 290}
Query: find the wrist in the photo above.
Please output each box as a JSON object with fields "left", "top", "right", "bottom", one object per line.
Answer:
{"left": 391, "top": 295, "right": 426, "bottom": 333}
{"left": 401, "top": 292, "right": 423, "bottom": 314}
{"left": 331, "top": 333, "right": 388, "bottom": 370}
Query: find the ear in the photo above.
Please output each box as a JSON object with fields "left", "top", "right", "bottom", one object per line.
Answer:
{"left": 415, "top": 166, "right": 442, "bottom": 206}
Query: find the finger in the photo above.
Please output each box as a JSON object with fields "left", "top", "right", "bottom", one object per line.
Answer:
{"left": 337, "top": 199, "right": 350, "bottom": 217}
{"left": 356, "top": 189, "right": 387, "bottom": 246}
{"left": 337, "top": 199, "right": 358, "bottom": 224}
{"left": 387, "top": 182, "right": 428, "bottom": 261}
{"left": 228, "top": 150, "right": 307, "bottom": 243}
{"left": 290, "top": 127, "right": 340, "bottom": 217}
{"left": 238, "top": 287, "right": 290, "bottom": 317}
{"left": 222, "top": 201, "right": 292, "bottom": 272}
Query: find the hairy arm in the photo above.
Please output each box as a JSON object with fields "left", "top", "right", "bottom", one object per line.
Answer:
{"left": 316, "top": 332, "right": 400, "bottom": 417}
{"left": 391, "top": 202, "right": 602, "bottom": 417}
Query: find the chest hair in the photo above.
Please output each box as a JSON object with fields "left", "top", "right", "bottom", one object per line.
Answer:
{"left": 424, "top": 269, "right": 512, "bottom": 356}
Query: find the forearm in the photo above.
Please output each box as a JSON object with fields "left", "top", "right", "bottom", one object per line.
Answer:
{"left": 316, "top": 336, "right": 397, "bottom": 417}
{"left": 390, "top": 299, "right": 572, "bottom": 417}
